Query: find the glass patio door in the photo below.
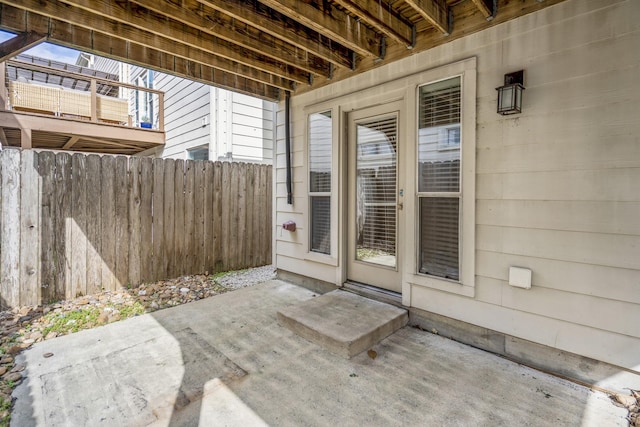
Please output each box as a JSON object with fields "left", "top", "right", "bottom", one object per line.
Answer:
{"left": 347, "top": 102, "right": 402, "bottom": 292}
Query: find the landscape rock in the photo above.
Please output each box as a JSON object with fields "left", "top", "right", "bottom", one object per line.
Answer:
{"left": 3, "top": 372, "right": 22, "bottom": 383}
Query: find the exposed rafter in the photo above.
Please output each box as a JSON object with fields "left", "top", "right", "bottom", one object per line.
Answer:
{"left": 331, "top": 0, "right": 415, "bottom": 47}
{"left": 0, "top": 4, "right": 282, "bottom": 100}
{"left": 0, "top": 0, "right": 301, "bottom": 89}
{"left": 197, "top": 0, "right": 354, "bottom": 70}
{"left": 0, "top": 31, "right": 46, "bottom": 62}
{"left": 54, "top": 0, "right": 326, "bottom": 78}
{"left": 256, "top": 0, "right": 383, "bottom": 58}
{"left": 130, "top": 0, "right": 341, "bottom": 75}
{"left": 0, "top": 0, "right": 567, "bottom": 99}
{"left": 403, "top": 0, "right": 450, "bottom": 35}
{"left": 62, "top": 135, "right": 80, "bottom": 149}
{"left": 471, "top": 0, "right": 496, "bottom": 20}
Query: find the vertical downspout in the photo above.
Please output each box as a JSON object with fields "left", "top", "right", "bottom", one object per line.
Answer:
{"left": 285, "top": 90, "right": 293, "bottom": 205}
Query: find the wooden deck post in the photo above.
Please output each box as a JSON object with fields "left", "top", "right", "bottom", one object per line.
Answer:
{"left": 0, "top": 61, "right": 6, "bottom": 111}
{"left": 21, "top": 127, "right": 32, "bottom": 149}
{"left": 158, "top": 92, "right": 164, "bottom": 132}
{"left": 90, "top": 79, "right": 97, "bottom": 122}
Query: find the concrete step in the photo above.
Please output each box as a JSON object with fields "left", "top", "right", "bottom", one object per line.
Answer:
{"left": 277, "top": 289, "right": 408, "bottom": 359}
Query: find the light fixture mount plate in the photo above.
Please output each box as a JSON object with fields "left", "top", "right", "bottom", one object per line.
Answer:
{"left": 504, "top": 70, "right": 524, "bottom": 86}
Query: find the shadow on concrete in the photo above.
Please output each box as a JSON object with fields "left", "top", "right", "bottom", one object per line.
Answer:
{"left": 9, "top": 281, "right": 631, "bottom": 426}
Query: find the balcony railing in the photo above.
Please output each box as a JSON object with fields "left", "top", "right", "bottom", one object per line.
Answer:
{"left": 0, "top": 59, "right": 164, "bottom": 132}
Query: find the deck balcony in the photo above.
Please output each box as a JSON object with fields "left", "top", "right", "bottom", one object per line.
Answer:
{"left": 0, "top": 55, "right": 164, "bottom": 155}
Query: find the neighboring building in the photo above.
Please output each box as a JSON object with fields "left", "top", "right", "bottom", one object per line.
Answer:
{"left": 78, "top": 54, "right": 275, "bottom": 163}
{"left": 274, "top": 0, "right": 640, "bottom": 390}
{"left": 0, "top": 53, "right": 163, "bottom": 154}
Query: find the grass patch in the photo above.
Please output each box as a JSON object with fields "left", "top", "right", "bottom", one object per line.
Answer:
{"left": 40, "top": 301, "right": 146, "bottom": 338}
{"left": 0, "top": 394, "right": 11, "bottom": 426}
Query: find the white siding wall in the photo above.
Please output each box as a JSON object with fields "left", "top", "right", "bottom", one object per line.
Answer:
{"left": 85, "top": 57, "right": 274, "bottom": 162}
{"left": 91, "top": 56, "right": 119, "bottom": 75}
{"left": 274, "top": 0, "right": 640, "bottom": 370}
{"left": 229, "top": 92, "right": 275, "bottom": 162}
{"left": 154, "top": 74, "right": 274, "bottom": 162}
{"left": 154, "top": 71, "right": 212, "bottom": 159}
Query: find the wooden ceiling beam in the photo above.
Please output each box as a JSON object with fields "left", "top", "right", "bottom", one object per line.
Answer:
{"left": 196, "top": 0, "right": 353, "bottom": 70}
{"left": 62, "top": 135, "right": 79, "bottom": 149}
{"left": 0, "top": 5, "right": 281, "bottom": 100}
{"left": 470, "top": 0, "right": 496, "bottom": 20}
{"left": 54, "top": 0, "right": 327, "bottom": 78}
{"left": 130, "top": 0, "right": 334, "bottom": 76}
{"left": 1, "top": 0, "right": 302, "bottom": 89}
{"left": 0, "top": 30, "right": 46, "bottom": 62}
{"left": 403, "top": 0, "right": 450, "bottom": 35}
{"left": 0, "top": 127, "right": 8, "bottom": 146}
{"left": 330, "top": 0, "right": 415, "bottom": 47}
{"left": 256, "top": 0, "right": 383, "bottom": 58}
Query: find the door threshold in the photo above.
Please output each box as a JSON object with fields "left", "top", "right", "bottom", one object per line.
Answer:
{"left": 343, "top": 281, "right": 403, "bottom": 307}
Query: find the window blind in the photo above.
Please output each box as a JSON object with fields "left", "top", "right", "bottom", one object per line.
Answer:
{"left": 418, "top": 77, "right": 461, "bottom": 280}
{"left": 310, "top": 196, "right": 331, "bottom": 254}
{"left": 309, "top": 110, "right": 332, "bottom": 255}
{"left": 419, "top": 198, "right": 459, "bottom": 280}
{"left": 356, "top": 117, "right": 397, "bottom": 262}
{"left": 419, "top": 79, "right": 461, "bottom": 129}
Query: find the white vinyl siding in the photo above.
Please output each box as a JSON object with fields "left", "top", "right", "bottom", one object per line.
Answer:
{"left": 274, "top": 0, "right": 640, "bottom": 370}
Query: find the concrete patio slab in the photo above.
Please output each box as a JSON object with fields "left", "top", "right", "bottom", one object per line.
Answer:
{"left": 277, "top": 289, "right": 408, "bottom": 358}
{"left": 11, "top": 280, "right": 627, "bottom": 426}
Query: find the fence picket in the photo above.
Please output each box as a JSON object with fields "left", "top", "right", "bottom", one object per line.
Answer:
{"left": 212, "top": 162, "right": 222, "bottom": 273}
{"left": 100, "top": 156, "right": 116, "bottom": 291}
{"left": 203, "top": 161, "right": 214, "bottom": 274}
{"left": 55, "top": 153, "right": 72, "bottom": 300}
{"left": 19, "top": 151, "right": 40, "bottom": 306}
{"left": 140, "top": 157, "right": 153, "bottom": 283}
{"left": 245, "top": 164, "right": 255, "bottom": 268}
{"left": 38, "top": 151, "right": 56, "bottom": 303}
{"left": 128, "top": 157, "right": 142, "bottom": 286}
{"left": 163, "top": 159, "right": 175, "bottom": 278}
{"left": 85, "top": 154, "right": 102, "bottom": 295}
{"left": 1, "top": 150, "right": 21, "bottom": 309}
{"left": 114, "top": 156, "right": 129, "bottom": 288}
{"left": 173, "top": 159, "right": 185, "bottom": 277}
{"left": 194, "top": 160, "right": 205, "bottom": 274}
{"left": 70, "top": 154, "right": 87, "bottom": 299}
{"left": 152, "top": 158, "right": 164, "bottom": 281}
{"left": 220, "top": 162, "right": 231, "bottom": 271}
{"left": 184, "top": 161, "right": 195, "bottom": 273}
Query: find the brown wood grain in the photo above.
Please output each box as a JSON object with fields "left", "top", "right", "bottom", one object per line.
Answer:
{"left": 0, "top": 152, "right": 272, "bottom": 307}
{"left": 100, "top": 155, "right": 116, "bottom": 291}
{"left": 85, "top": 154, "right": 102, "bottom": 295}
{"left": 38, "top": 151, "right": 56, "bottom": 304}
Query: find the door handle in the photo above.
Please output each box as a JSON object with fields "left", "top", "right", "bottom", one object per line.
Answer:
{"left": 397, "top": 202, "right": 403, "bottom": 210}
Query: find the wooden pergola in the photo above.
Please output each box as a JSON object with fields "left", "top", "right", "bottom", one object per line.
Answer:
{"left": 0, "top": 0, "right": 565, "bottom": 102}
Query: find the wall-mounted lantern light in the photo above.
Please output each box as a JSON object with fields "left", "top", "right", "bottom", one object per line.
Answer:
{"left": 496, "top": 70, "right": 525, "bottom": 115}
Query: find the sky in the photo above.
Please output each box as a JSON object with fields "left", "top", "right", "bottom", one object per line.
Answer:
{"left": 0, "top": 30, "right": 81, "bottom": 65}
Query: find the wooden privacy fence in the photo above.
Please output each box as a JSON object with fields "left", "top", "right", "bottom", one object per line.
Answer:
{"left": 0, "top": 149, "right": 272, "bottom": 309}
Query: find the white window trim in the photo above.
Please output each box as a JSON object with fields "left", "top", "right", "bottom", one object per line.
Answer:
{"left": 186, "top": 144, "right": 210, "bottom": 161}
{"left": 402, "top": 58, "right": 476, "bottom": 301}
{"left": 304, "top": 105, "right": 340, "bottom": 266}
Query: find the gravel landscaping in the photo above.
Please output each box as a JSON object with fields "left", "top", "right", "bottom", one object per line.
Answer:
{"left": 0, "top": 264, "right": 275, "bottom": 425}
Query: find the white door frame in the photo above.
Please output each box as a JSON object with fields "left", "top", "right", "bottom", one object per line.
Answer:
{"left": 345, "top": 100, "right": 404, "bottom": 292}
